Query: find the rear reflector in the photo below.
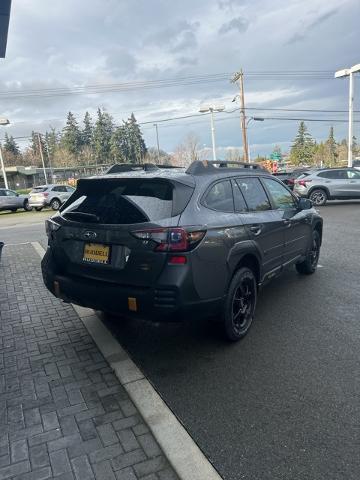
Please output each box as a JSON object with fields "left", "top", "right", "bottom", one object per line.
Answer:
{"left": 168, "top": 255, "right": 187, "bottom": 265}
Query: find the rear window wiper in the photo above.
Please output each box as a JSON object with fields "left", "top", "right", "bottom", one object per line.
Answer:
{"left": 63, "top": 211, "right": 100, "bottom": 223}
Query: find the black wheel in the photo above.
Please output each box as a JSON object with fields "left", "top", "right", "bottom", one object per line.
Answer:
{"left": 309, "top": 189, "right": 327, "bottom": 206}
{"left": 23, "top": 200, "right": 32, "bottom": 211}
{"left": 35, "top": 207, "right": 43, "bottom": 211}
{"left": 296, "top": 230, "right": 321, "bottom": 275}
{"left": 50, "top": 198, "right": 61, "bottom": 211}
{"left": 221, "top": 267, "right": 257, "bottom": 341}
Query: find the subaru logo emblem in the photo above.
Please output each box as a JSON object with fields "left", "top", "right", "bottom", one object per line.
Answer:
{"left": 84, "top": 231, "right": 97, "bottom": 239}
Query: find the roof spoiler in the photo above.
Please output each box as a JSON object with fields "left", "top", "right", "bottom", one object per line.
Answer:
{"left": 104, "top": 163, "right": 160, "bottom": 174}
{"left": 186, "top": 160, "right": 265, "bottom": 175}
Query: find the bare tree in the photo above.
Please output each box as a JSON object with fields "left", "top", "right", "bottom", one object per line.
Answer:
{"left": 225, "top": 147, "right": 243, "bottom": 162}
{"left": 171, "top": 132, "right": 200, "bottom": 166}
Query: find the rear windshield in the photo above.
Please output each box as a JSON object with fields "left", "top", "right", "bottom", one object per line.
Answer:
{"left": 60, "top": 178, "right": 193, "bottom": 224}
{"left": 31, "top": 187, "right": 48, "bottom": 193}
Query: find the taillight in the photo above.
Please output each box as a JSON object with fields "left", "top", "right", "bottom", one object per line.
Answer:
{"left": 131, "top": 227, "right": 205, "bottom": 252}
{"left": 296, "top": 179, "right": 312, "bottom": 187}
{"left": 43, "top": 192, "right": 49, "bottom": 197}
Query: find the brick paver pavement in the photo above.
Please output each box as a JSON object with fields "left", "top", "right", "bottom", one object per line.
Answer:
{"left": 0, "top": 244, "right": 178, "bottom": 480}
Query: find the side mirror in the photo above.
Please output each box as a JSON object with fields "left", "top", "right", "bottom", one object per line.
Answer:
{"left": 298, "top": 198, "right": 312, "bottom": 210}
{"left": 16, "top": 193, "right": 19, "bottom": 197}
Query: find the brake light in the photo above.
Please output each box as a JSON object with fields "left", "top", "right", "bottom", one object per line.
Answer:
{"left": 296, "top": 179, "right": 312, "bottom": 187}
{"left": 131, "top": 227, "right": 205, "bottom": 252}
{"left": 43, "top": 192, "right": 49, "bottom": 197}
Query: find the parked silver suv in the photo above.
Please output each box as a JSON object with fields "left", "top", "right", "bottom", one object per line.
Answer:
{"left": 29, "top": 184, "right": 75, "bottom": 211}
{"left": 293, "top": 168, "right": 360, "bottom": 206}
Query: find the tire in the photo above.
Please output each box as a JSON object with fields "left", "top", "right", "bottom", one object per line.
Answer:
{"left": 10, "top": 208, "right": 17, "bottom": 212}
{"left": 309, "top": 189, "right": 328, "bottom": 206}
{"left": 221, "top": 267, "right": 257, "bottom": 341}
{"left": 50, "top": 198, "right": 61, "bottom": 211}
{"left": 23, "top": 200, "right": 32, "bottom": 211}
{"left": 35, "top": 207, "right": 43, "bottom": 212}
{"left": 296, "top": 230, "right": 321, "bottom": 275}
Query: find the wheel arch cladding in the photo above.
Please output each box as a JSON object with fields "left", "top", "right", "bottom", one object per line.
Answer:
{"left": 314, "top": 221, "right": 323, "bottom": 245}
{"left": 235, "top": 253, "right": 261, "bottom": 286}
{"left": 308, "top": 185, "right": 330, "bottom": 198}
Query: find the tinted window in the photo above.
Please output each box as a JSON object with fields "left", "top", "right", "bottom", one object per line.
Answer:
{"left": 52, "top": 186, "right": 67, "bottom": 192}
{"left": 204, "top": 180, "right": 234, "bottom": 212}
{"left": 0, "top": 190, "right": 5, "bottom": 196}
{"left": 236, "top": 177, "right": 271, "bottom": 212}
{"left": 61, "top": 179, "right": 192, "bottom": 224}
{"left": 31, "top": 187, "right": 48, "bottom": 193}
{"left": 317, "top": 170, "right": 347, "bottom": 179}
{"left": 66, "top": 186, "right": 75, "bottom": 192}
{"left": 347, "top": 170, "right": 360, "bottom": 179}
{"left": 262, "top": 178, "right": 296, "bottom": 209}
{"left": 232, "top": 180, "right": 248, "bottom": 211}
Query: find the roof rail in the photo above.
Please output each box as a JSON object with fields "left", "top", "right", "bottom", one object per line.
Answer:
{"left": 185, "top": 160, "right": 264, "bottom": 175}
{"left": 104, "top": 163, "right": 160, "bottom": 174}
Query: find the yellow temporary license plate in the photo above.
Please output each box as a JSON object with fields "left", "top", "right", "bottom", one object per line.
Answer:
{"left": 83, "top": 243, "right": 110, "bottom": 264}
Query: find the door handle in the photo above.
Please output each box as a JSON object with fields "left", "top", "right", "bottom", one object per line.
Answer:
{"left": 249, "top": 225, "right": 262, "bottom": 236}
{"left": 283, "top": 219, "right": 291, "bottom": 227}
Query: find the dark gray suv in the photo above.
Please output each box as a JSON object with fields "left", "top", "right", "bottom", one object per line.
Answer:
{"left": 41, "top": 161, "right": 323, "bottom": 341}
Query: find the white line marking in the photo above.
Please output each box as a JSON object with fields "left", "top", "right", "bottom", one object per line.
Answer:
{"left": 31, "top": 241, "right": 223, "bottom": 480}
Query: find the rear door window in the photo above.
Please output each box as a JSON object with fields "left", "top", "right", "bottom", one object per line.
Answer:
{"left": 236, "top": 177, "right": 271, "bottom": 211}
{"left": 61, "top": 178, "right": 193, "bottom": 224}
{"left": 204, "top": 180, "right": 234, "bottom": 212}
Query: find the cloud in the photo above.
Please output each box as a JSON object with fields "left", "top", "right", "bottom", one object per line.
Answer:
{"left": 287, "top": 8, "right": 339, "bottom": 44}
{"left": 218, "top": 17, "right": 249, "bottom": 34}
{"left": 145, "top": 21, "right": 199, "bottom": 53}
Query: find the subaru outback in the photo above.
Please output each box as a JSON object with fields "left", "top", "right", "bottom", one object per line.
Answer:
{"left": 41, "top": 161, "right": 323, "bottom": 341}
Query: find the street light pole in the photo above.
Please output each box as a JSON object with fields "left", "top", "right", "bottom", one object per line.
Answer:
{"left": 153, "top": 123, "right": 160, "bottom": 163}
{"left": 199, "top": 104, "right": 225, "bottom": 161}
{"left": 37, "top": 133, "right": 48, "bottom": 185}
{"left": 348, "top": 72, "right": 354, "bottom": 167}
{"left": 0, "top": 117, "right": 10, "bottom": 189}
{"left": 0, "top": 146, "right": 8, "bottom": 189}
{"left": 335, "top": 63, "right": 360, "bottom": 167}
{"left": 209, "top": 109, "right": 217, "bottom": 161}
{"left": 245, "top": 117, "right": 264, "bottom": 163}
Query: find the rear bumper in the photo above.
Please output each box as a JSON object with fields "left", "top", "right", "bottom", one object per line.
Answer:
{"left": 41, "top": 249, "right": 223, "bottom": 322}
{"left": 29, "top": 200, "right": 48, "bottom": 207}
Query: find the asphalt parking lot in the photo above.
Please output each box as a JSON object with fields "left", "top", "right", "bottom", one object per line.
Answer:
{"left": 1, "top": 202, "right": 360, "bottom": 480}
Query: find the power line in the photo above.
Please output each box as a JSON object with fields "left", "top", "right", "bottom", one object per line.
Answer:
{"left": 0, "top": 70, "right": 346, "bottom": 101}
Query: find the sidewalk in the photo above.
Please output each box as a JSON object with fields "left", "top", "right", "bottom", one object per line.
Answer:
{"left": 0, "top": 243, "right": 178, "bottom": 480}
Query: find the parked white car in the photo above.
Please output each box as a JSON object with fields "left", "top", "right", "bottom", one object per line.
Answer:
{"left": 0, "top": 188, "right": 31, "bottom": 212}
{"left": 29, "top": 184, "right": 76, "bottom": 211}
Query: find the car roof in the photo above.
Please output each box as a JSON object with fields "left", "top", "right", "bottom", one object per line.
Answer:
{"left": 91, "top": 161, "right": 270, "bottom": 187}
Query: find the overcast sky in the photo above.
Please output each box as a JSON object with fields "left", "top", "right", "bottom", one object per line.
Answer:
{"left": 1, "top": 0, "right": 359, "bottom": 156}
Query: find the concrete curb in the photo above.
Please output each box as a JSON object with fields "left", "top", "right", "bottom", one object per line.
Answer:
{"left": 31, "top": 241, "right": 223, "bottom": 480}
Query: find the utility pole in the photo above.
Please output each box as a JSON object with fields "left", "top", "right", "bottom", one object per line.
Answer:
{"left": 37, "top": 133, "right": 48, "bottom": 185}
{"left": 231, "top": 69, "right": 249, "bottom": 162}
{"left": 153, "top": 123, "right": 160, "bottom": 164}
{"left": 0, "top": 146, "right": 8, "bottom": 189}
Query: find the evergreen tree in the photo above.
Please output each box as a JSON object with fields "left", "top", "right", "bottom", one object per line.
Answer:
{"left": 61, "top": 111, "right": 82, "bottom": 155}
{"left": 127, "top": 113, "right": 147, "bottom": 162}
{"left": 110, "top": 124, "right": 129, "bottom": 162}
{"left": 82, "top": 111, "right": 93, "bottom": 148}
{"left": 3, "top": 133, "right": 20, "bottom": 156}
{"left": 290, "top": 121, "right": 315, "bottom": 165}
{"left": 325, "top": 126, "right": 337, "bottom": 165}
{"left": 93, "top": 108, "right": 114, "bottom": 162}
{"left": 45, "top": 128, "right": 59, "bottom": 160}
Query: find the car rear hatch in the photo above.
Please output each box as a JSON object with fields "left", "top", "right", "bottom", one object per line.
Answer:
{"left": 29, "top": 186, "right": 48, "bottom": 202}
{"left": 50, "top": 176, "right": 194, "bottom": 287}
